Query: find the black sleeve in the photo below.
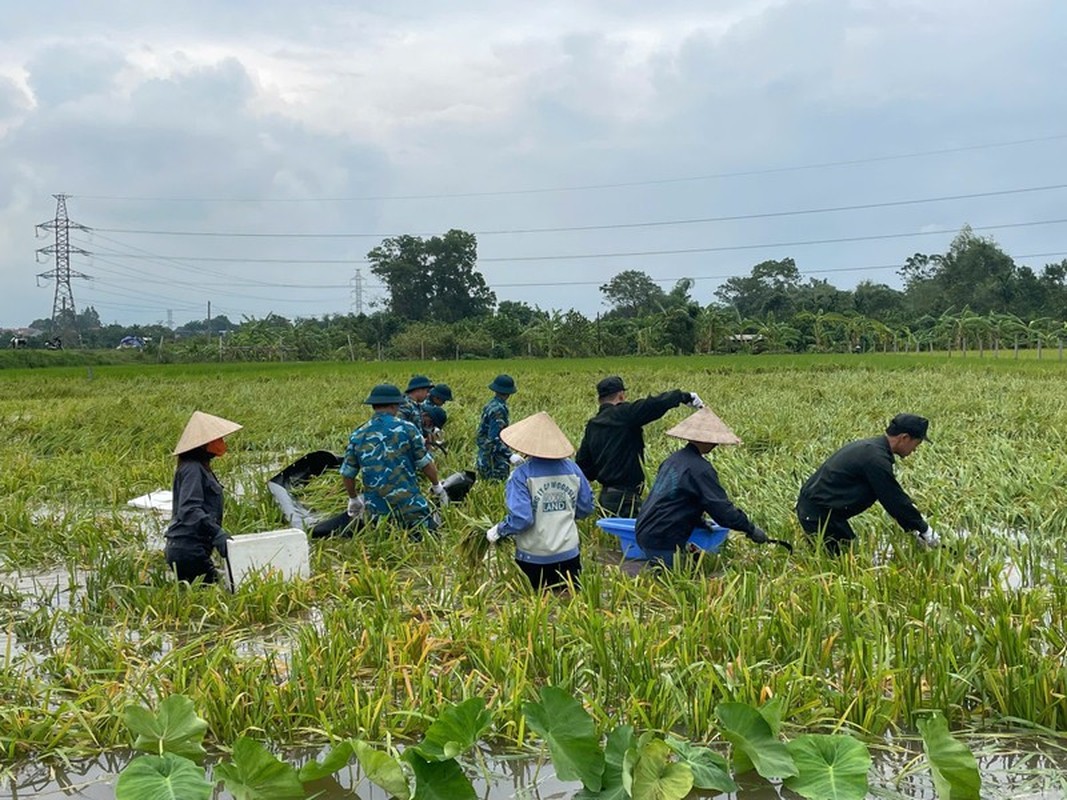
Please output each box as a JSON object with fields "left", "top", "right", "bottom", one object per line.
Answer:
{"left": 626, "top": 390, "right": 689, "bottom": 426}
{"left": 575, "top": 431, "right": 597, "bottom": 482}
{"left": 862, "top": 457, "right": 926, "bottom": 532}
{"left": 692, "top": 461, "right": 756, "bottom": 534}
{"left": 172, "top": 463, "right": 223, "bottom": 537}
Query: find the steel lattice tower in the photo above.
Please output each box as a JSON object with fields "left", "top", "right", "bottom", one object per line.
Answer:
{"left": 36, "top": 194, "right": 91, "bottom": 343}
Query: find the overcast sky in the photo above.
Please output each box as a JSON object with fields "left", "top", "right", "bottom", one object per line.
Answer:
{"left": 2, "top": 0, "right": 1066, "bottom": 329}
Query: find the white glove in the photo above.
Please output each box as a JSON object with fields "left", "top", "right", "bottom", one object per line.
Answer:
{"left": 431, "top": 482, "right": 450, "bottom": 507}
{"left": 913, "top": 526, "right": 940, "bottom": 549}
{"left": 486, "top": 524, "right": 501, "bottom": 543}
{"left": 687, "top": 392, "right": 705, "bottom": 409}
{"left": 509, "top": 453, "right": 525, "bottom": 466}
{"left": 347, "top": 496, "right": 364, "bottom": 517}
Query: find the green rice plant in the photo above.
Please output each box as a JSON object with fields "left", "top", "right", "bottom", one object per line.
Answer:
{"left": 3, "top": 354, "right": 1067, "bottom": 778}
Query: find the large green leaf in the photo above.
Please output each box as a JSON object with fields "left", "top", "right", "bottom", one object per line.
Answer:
{"left": 522, "top": 686, "right": 605, "bottom": 792}
{"left": 715, "top": 702, "right": 798, "bottom": 779}
{"left": 298, "top": 739, "right": 356, "bottom": 782}
{"left": 575, "top": 724, "right": 634, "bottom": 800}
{"left": 411, "top": 697, "right": 492, "bottom": 762}
{"left": 402, "top": 749, "right": 476, "bottom": 800}
{"left": 630, "top": 738, "right": 694, "bottom": 800}
{"left": 214, "top": 737, "right": 305, "bottom": 800}
{"left": 124, "top": 695, "right": 208, "bottom": 761}
{"left": 115, "top": 753, "right": 213, "bottom": 800}
{"left": 784, "top": 734, "right": 871, "bottom": 800}
{"left": 665, "top": 735, "right": 737, "bottom": 793}
{"left": 758, "top": 696, "right": 787, "bottom": 735}
{"left": 729, "top": 697, "right": 785, "bottom": 775}
{"left": 354, "top": 741, "right": 411, "bottom": 800}
{"left": 917, "top": 714, "right": 981, "bottom": 800}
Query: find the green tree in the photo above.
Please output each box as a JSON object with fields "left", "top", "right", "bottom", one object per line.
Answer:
{"left": 367, "top": 229, "right": 495, "bottom": 323}
{"left": 600, "top": 270, "right": 667, "bottom": 318}
{"left": 715, "top": 258, "right": 801, "bottom": 317}
{"left": 900, "top": 227, "right": 1019, "bottom": 316}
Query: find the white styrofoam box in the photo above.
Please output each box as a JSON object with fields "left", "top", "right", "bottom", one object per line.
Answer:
{"left": 127, "top": 490, "right": 173, "bottom": 514}
{"left": 224, "top": 528, "right": 310, "bottom": 590}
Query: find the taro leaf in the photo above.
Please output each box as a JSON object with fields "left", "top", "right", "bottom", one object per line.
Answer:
{"left": 630, "top": 738, "right": 694, "bottom": 800}
{"left": 729, "top": 697, "right": 785, "bottom": 775}
{"left": 114, "top": 753, "right": 213, "bottom": 800}
{"left": 575, "top": 724, "right": 634, "bottom": 800}
{"left": 715, "top": 702, "right": 798, "bottom": 779}
{"left": 784, "top": 734, "right": 871, "bottom": 800}
{"left": 758, "top": 696, "right": 786, "bottom": 736}
{"left": 665, "top": 735, "right": 737, "bottom": 793}
{"left": 214, "top": 736, "right": 305, "bottom": 800}
{"left": 402, "top": 749, "right": 476, "bottom": 800}
{"left": 298, "top": 739, "right": 356, "bottom": 782}
{"left": 522, "top": 686, "right": 605, "bottom": 792}
{"left": 124, "top": 695, "right": 208, "bottom": 761}
{"left": 411, "top": 697, "right": 492, "bottom": 762}
{"left": 354, "top": 740, "right": 411, "bottom": 800}
{"left": 917, "top": 713, "right": 981, "bottom": 800}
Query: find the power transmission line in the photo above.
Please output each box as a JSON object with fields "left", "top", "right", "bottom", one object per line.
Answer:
{"left": 70, "top": 131, "right": 1067, "bottom": 203}
{"left": 77, "top": 217, "right": 1067, "bottom": 265}
{"left": 84, "top": 182, "right": 1067, "bottom": 239}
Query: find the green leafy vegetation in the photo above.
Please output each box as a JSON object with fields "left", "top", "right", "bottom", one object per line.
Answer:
{"left": 1, "top": 355, "right": 1062, "bottom": 797}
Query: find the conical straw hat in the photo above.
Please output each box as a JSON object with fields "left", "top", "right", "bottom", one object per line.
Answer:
{"left": 500, "top": 411, "right": 574, "bottom": 459}
{"left": 665, "top": 407, "right": 742, "bottom": 445}
{"left": 173, "top": 411, "right": 243, "bottom": 455}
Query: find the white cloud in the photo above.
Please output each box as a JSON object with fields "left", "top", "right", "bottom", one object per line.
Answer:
{"left": 2, "top": 0, "right": 1066, "bottom": 327}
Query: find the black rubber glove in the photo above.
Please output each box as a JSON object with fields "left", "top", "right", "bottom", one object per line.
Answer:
{"left": 212, "top": 530, "right": 234, "bottom": 558}
{"left": 746, "top": 527, "right": 769, "bottom": 545}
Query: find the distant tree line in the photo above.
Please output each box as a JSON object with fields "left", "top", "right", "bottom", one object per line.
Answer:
{"left": 9, "top": 226, "right": 1067, "bottom": 361}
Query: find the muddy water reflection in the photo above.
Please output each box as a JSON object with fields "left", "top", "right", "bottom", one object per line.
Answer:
{"left": 3, "top": 740, "right": 1066, "bottom": 799}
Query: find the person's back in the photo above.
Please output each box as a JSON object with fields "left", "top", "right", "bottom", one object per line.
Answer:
{"left": 485, "top": 411, "right": 594, "bottom": 590}
{"left": 575, "top": 375, "right": 700, "bottom": 516}
{"left": 477, "top": 374, "right": 517, "bottom": 480}
{"left": 795, "top": 414, "right": 933, "bottom": 553}
{"left": 797, "top": 437, "right": 892, "bottom": 518}
{"left": 347, "top": 412, "right": 430, "bottom": 526}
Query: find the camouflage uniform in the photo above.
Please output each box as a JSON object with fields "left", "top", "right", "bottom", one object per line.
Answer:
{"left": 340, "top": 411, "right": 435, "bottom": 529}
{"left": 398, "top": 395, "right": 424, "bottom": 435}
{"left": 476, "top": 396, "right": 512, "bottom": 480}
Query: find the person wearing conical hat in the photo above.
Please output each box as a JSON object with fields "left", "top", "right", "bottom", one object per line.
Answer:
{"left": 164, "top": 411, "right": 242, "bottom": 584}
{"left": 485, "top": 411, "right": 594, "bottom": 591}
{"left": 476, "top": 374, "right": 520, "bottom": 481}
{"left": 635, "top": 407, "right": 768, "bottom": 568}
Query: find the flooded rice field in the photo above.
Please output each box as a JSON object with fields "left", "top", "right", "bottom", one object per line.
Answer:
{"left": 3, "top": 741, "right": 1067, "bottom": 799}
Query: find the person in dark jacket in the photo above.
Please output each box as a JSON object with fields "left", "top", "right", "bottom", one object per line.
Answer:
{"left": 635, "top": 407, "right": 768, "bottom": 568}
{"left": 796, "top": 413, "right": 937, "bottom": 555}
{"left": 576, "top": 375, "right": 704, "bottom": 517}
{"left": 164, "top": 411, "right": 242, "bottom": 584}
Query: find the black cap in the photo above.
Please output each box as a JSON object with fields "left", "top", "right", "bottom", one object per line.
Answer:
{"left": 596, "top": 375, "right": 625, "bottom": 398}
{"left": 887, "top": 413, "right": 931, "bottom": 442}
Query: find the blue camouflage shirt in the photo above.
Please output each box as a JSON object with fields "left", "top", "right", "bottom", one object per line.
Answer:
{"left": 398, "top": 395, "right": 424, "bottom": 435}
{"left": 340, "top": 411, "right": 434, "bottom": 527}
{"left": 476, "top": 395, "right": 512, "bottom": 480}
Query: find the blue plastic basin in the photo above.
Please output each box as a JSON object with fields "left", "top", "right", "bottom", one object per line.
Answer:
{"left": 596, "top": 517, "right": 729, "bottom": 560}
